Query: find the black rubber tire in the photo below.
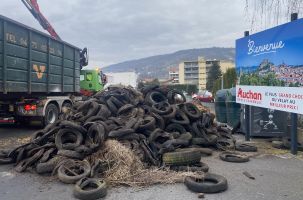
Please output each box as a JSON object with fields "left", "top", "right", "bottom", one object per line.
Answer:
{"left": 55, "top": 128, "right": 83, "bottom": 150}
{"left": 184, "top": 147, "right": 213, "bottom": 156}
{"left": 44, "top": 103, "right": 59, "bottom": 126}
{"left": 108, "top": 128, "right": 134, "bottom": 138}
{"left": 178, "top": 132, "right": 193, "bottom": 141}
{"left": 0, "top": 150, "right": 14, "bottom": 164}
{"left": 171, "top": 110, "right": 190, "bottom": 125}
{"left": 73, "top": 178, "right": 107, "bottom": 200}
{"left": 141, "top": 85, "right": 159, "bottom": 95}
{"left": 119, "top": 133, "right": 141, "bottom": 141}
{"left": 216, "top": 138, "right": 235, "bottom": 151}
{"left": 36, "top": 156, "right": 63, "bottom": 174}
{"left": 138, "top": 116, "right": 156, "bottom": 131}
{"left": 30, "top": 130, "right": 45, "bottom": 142}
{"left": 235, "top": 143, "right": 258, "bottom": 152}
{"left": 60, "top": 120, "right": 87, "bottom": 134}
{"left": 219, "top": 152, "right": 249, "bottom": 163}
{"left": 192, "top": 138, "right": 211, "bottom": 146}
{"left": 106, "top": 98, "right": 118, "bottom": 114}
{"left": 15, "top": 149, "right": 44, "bottom": 172}
{"left": 165, "top": 123, "right": 187, "bottom": 134}
{"left": 162, "top": 149, "right": 201, "bottom": 166}
{"left": 145, "top": 91, "right": 167, "bottom": 105}
{"left": 58, "top": 160, "right": 91, "bottom": 184}
{"left": 162, "top": 105, "right": 177, "bottom": 121}
{"left": 85, "top": 123, "right": 106, "bottom": 149}
{"left": 150, "top": 112, "right": 165, "bottom": 130}
{"left": 162, "top": 139, "right": 190, "bottom": 148}
{"left": 39, "top": 148, "right": 56, "bottom": 163}
{"left": 79, "top": 101, "right": 100, "bottom": 122}
{"left": 192, "top": 135, "right": 217, "bottom": 147}
{"left": 148, "top": 128, "right": 172, "bottom": 143}
{"left": 57, "top": 150, "right": 84, "bottom": 160}
{"left": 170, "top": 161, "right": 209, "bottom": 172}
{"left": 117, "top": 104, "right": 134, "bottom": 115}
{"left": 183, "top": 103, "right": 201, "bottom": 119}
{"left": 151, "top": 102, "right": 172, "bottom": 115}
{"left": 184, "top": 173, "right": 228, "bottom": 193}
{"left": 191, "top": 121, "right": 208, "bottom": 138}
{"left": 75, "top": 145, "right": 93, "bottom": 155}
{"left": 96, "top": 104, "right": 111, "bottom": 119}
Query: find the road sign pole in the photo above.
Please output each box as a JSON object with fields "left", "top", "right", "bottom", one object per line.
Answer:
{"left": 290, "top": 13, "right": 298, "bottom": 155}
{"left": 244, "top": 31, "right": 250, "bottom": 141}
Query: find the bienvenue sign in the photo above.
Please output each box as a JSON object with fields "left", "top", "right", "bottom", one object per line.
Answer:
{"left": 236, "top": 18, "right": 303, "bottom": 114}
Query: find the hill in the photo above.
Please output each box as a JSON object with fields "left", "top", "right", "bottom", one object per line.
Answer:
{"left": 103, "top": 47, "right": 235, "bottom": 79}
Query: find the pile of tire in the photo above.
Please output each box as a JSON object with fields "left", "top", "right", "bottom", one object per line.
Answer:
{"left": 0, "top": 85, "right": 238, "bottom": 199}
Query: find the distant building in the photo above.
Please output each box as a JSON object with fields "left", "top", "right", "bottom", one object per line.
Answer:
{"left": 168, "top": 67, "right": 179, "bottom": 84}
{"left": 106, "top": 72, "right": 138, "bottom": 88}
{"left": 179, "top": 57, "right": 234, "bottom": 90}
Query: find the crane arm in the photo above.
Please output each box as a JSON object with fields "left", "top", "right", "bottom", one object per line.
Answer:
{"left": 21, "top": 0, "right": 61, "bottom": 40}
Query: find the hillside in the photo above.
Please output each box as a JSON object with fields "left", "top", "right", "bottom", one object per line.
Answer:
{"left": 103, "top": 47, "right": 235, "bottom": 79}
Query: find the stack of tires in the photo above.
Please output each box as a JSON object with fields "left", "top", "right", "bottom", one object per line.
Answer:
{"left": 0, "top": 85, "right": 239, "bottom": 199}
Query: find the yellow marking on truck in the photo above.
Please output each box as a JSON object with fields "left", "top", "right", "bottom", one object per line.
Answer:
{"left": 33, "top": 64, "right": 46, "bottom": 79}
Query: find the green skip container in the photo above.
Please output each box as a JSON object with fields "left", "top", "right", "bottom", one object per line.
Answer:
{"left": 215, "top": 89, "right": 228, "bottom": 123}
{"left": 225, "top": 87, "right": 241, "bottom": 127}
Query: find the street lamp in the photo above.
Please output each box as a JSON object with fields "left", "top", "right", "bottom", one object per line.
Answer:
{"left": 221, "top": 74, "right": 224, "bottom": 89}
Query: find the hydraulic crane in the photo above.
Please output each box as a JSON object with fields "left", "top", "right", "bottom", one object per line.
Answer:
{"left": 21, "top": 0, "right": 88, "bottom": 66}
{"left": 21, "top": 0, "right": 61, "bottom": 40}
{"left": 21, "top": 0, "right": 106, "bottom": 96}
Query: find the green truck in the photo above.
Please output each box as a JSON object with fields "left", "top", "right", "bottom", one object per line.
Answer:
{"left": 0, "top": 15, "right": 103, "bottom": 125}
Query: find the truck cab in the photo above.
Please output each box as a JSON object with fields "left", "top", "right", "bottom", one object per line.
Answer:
{"left": 80, "top": 69, "right": 106, "bottom": 96}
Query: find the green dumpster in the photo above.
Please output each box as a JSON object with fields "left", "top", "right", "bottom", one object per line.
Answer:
{"left": 215, "top": 89, "right": 228, "bottom": 123}
{"left": 225, "top": 87, "right": 241, "bottom": 127}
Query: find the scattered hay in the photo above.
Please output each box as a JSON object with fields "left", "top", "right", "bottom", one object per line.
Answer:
{"left": 0, "top": 137, "right": 30, "bottom": 148}
{"left": 88, "top": 140, "right": 203, "bottom": 187}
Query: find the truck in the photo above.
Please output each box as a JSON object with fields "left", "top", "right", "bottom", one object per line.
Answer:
{"left": 0, "top": 15, "right": 90, "bottom": 125}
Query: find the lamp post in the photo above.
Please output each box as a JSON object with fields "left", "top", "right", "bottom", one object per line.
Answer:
{"left": 221, "top": 74, "right": 224, "bottom": 89}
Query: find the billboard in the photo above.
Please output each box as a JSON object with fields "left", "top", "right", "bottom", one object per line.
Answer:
{"left": 236, "top": 18, "right": 303, "bottom": 114}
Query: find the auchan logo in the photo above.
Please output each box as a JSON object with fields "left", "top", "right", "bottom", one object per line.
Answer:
{"left": 237, "top": 88, "right": 262, "bottom": 100}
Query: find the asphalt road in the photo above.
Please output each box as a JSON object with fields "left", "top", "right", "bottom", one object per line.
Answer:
{"left": 1, "top": 125, "right": 303, "bottom": 200}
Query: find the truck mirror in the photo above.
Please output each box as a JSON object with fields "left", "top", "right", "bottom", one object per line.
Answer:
{"left": 80, "top": 47, "right": 89, "bottom": 68}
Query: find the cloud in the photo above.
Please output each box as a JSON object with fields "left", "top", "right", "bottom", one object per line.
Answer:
{"left": 1, "top": 0, "right": 249, "bottom": 67}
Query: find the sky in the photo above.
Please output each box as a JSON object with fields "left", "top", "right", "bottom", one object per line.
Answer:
{"left": 0, "top": 0, "right": 250, "bottom": 67}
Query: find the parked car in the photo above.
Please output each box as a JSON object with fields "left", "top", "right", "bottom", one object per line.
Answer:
{"left": 192, "top": 92, "right": 214, "bottom": 103}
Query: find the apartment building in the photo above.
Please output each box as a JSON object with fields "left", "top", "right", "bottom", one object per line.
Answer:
{"left": 168, "top": 68, "right": 179, "bottom": 84}
{"left": 179, "top": 57, "right": 234, "bottom": 90}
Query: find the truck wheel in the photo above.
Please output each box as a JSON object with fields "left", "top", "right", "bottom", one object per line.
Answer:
{"left": 44, "top": 104, "right": 59, "bottom": 126}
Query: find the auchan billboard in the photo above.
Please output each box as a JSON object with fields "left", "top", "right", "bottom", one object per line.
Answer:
{"left": 236, "top": 18, "right": 303, "bottom": 114}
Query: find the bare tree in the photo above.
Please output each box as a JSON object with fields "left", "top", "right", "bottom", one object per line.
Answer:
{"left": 245, "top": 0, "right": 303, "bottom": 31}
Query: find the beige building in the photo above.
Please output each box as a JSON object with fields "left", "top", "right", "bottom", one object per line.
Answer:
{"left": 178, "top": 57, "right": 234, "bottom": 90}
{"left": 168, "top": 67, "right": 179, "bottom": 84}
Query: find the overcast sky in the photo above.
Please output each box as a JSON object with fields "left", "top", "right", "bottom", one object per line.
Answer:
{"left": 1, "top": 0, "right": 250, "bottom": 67}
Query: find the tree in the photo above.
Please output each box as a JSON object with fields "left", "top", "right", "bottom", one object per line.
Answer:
{"left": 212, "top": 78, "right": 222, "bottom": 96}
{"left": 223, "top": 68, "right": 237, "bottom": 88}
{"left": 245, "top": 0, "right": 303, "bottom": 30}
{"left": 212, "top": 68, "right": 238, "bottom": 96}
{"left": 206, "top": 63, "right": 222, "bottom": 92}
